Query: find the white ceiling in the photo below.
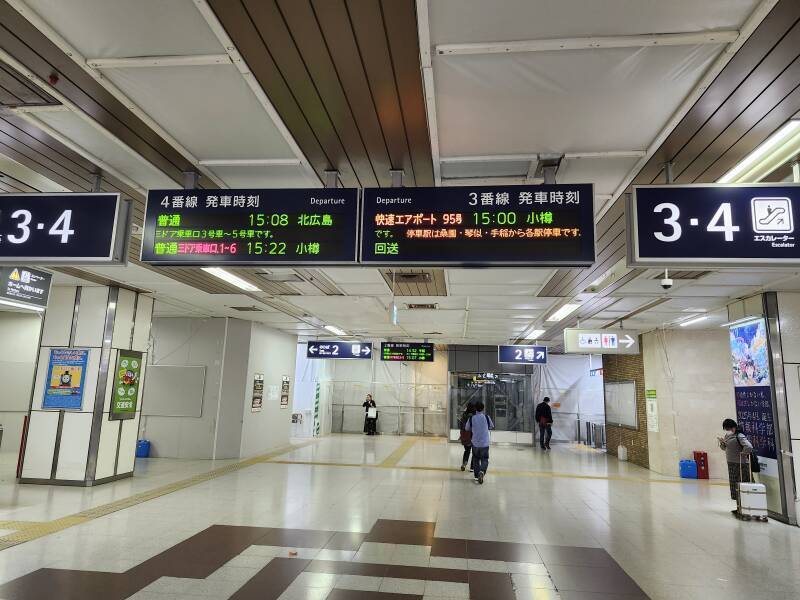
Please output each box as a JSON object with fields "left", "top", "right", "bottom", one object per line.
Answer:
{"left": 11, "top": 0, "right": 800, "bottom": 346}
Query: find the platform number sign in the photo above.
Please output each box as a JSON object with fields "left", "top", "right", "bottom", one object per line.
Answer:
{"left": 0, "top": 193, "right": 129, "bottom": 264}
{"left": 628, "top": 184, "right": 800, "bottom": 268}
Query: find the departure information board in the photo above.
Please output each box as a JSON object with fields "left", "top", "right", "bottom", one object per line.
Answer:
{"left": 141, "top": 188, "right": 359, "bottom": 265}
{"left": 360, "top": 185, "right": 594, "bottom": 266}
{"left": 0, "top": 193, "right": 128, "bottom": 264}
{"left": 629, "top": 184, "right": 800, "bottom": 267}
{"left": 381, "top": 342, "right": 434, "bottom": 362}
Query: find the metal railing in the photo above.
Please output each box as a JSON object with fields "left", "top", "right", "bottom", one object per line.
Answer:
{"left": 331, "top": 404, "right": 447, "bottom": 436}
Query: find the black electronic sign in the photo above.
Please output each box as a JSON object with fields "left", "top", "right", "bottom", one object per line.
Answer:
{"left": 360, "top": 185, "right": 594, "bottom": 266}
{"left": 498, "top": 345, "right": 547, "bottom": 365}
{"left": 141, "top": 188, "right": 359, "bottom": 265}
{"left": 629, "top": 184, "right": 800, "bottom": 267}
{"left": 381, "top": 342, "right": 434, "bottom": 362}
{"left": 307, "top": 341, "right": 373, "bottom": 359}
{"left": 0, "top": 266, "right": 51, "bottom": 308}
{"left": 0, "top": 193, "right": 128, "bottom": 264}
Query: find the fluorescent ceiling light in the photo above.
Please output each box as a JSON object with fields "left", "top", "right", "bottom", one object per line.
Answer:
{"left": 324, "top": 325, "right": 346, "bottom": 336}
{"left": 546, "top": 303, "right": 581, "bottom": 322}
{"left": 718, "top": 120, "right": 800, "bottom": 183}
{"left": 0, "top": 298, "right": 45, "bottom": 312}
{"left": 524, "top": 328, "right": 546, "bottom": 339}
{"left": 680, "top": 315, "right": 708, "bottom": 327}
{"left": 201, "top": 267, "right": 260, "bottom": 292}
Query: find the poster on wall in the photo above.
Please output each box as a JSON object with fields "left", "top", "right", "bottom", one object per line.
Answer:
{"left": 645, "top": 389, "right": 659, "bottom": 433}
{"left": 251, "top": 373, "right": 264, "bottom": 412}
{"left": 110, "top": 350, "right": 142, "bottom": 420}
{"left": 280, "top": 375, "right": 290, "bottom": 409}
{"left": 728, "top": 318, "right": 781, "bottom": 512}
{"left": 42, "top": 348, "right": 89, "bottom": 410}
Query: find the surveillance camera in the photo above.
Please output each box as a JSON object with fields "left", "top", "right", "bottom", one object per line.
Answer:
{"left": 660, "top": 277, "right": 673, "bottom": 290}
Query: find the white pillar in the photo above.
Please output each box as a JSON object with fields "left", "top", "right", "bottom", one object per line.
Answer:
{"left": 19, "top": 284, "right": 153, "bottom": 486}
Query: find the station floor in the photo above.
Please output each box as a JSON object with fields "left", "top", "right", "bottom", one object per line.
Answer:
{"left": 0, "top": 435, "right": 796, "bottom": 599}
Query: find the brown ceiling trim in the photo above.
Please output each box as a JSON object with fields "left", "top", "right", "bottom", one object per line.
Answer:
{"left": 638, "top": 1, "right": 800, "bottom": 183}
{"left": 0, "top": 61, "right": 56, "bottom": 106}
{"left": 0, "top": 2, "right": 196, "bottom": 185}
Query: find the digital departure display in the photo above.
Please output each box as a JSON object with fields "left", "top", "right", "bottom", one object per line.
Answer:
{"left": 360, "top": 185, "right": 595, "bottom": 266}
{"left": 381, "top": 342, "right": 434, "bottom": 362}
{"left": 0, "top": 193, "right": 127, "bottom": 264}
{"left": 141, "top": 188, "right": 359, "bottom": 265}
{"left": 629, "top": 184, "right": 800, "bottom": 267}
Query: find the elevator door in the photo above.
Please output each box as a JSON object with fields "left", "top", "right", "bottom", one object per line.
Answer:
{"left": 449, "top": 372, "right": 532, "bottom": 432}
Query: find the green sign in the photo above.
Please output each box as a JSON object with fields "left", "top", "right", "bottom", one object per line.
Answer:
{"left": 110, "top": 350, "right": 143, "bottom": 420}
{"left": 645, "top": 389, "right": 657, "bottom": 399}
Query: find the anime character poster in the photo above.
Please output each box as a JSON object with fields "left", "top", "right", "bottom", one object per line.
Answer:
{"left": 43, "top": 348, "right": 89, "bottom": 410}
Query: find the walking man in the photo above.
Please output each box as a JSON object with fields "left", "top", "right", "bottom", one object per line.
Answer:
{"left": 534, "top": 396, "right": 553, "bottom": 450}
{"left": 465, "top": 401, "right": 493, "bottom": 484}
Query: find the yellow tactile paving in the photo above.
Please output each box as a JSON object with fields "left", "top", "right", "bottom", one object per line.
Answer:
{"left": 378, "top": 436, "right": 421, "bottom": 467}
{"left": 0, "top": 440, "right": 316, "bottom": 551}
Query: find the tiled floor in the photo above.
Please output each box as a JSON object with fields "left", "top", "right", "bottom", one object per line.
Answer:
{"left": 0, "top": 436, "right": 797, "bottom": 599}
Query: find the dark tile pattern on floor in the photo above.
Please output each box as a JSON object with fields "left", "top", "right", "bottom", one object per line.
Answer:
{"left": 0, "top": 519, "right": 650, "bottom": 600}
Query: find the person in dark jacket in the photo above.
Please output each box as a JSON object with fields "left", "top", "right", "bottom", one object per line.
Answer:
{"left": 718, "top": 418, "right": 754, "bottom": 511}
{"left": 459, "top": 404, "right": 476, "bottom": 472}
{"left": 534, "top": 396, "right": 553, "bottom": 450}
{"left": 362, "top": 394, "right": 377, "bottom": 435}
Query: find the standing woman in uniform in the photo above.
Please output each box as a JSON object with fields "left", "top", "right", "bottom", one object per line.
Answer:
{"left": 363, "top": 393, "right": 377, "bottom": 435}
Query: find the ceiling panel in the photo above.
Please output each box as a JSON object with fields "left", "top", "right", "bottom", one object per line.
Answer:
{"left": 467, "top": 296, "right": 558, "bottom": 310}
{"left": 103, "top": 65, "right": 295, "bottom": 160}
{"left": 449, "top": 283, "right": 542, "bottom": 296}
{"left": 447, "top": 268, "right": 553, "bottom": 285}
{"left": 24, "top": 0, "right": 225, "bottom": 58}
{"left": 208, "top": 164, "right": 315, "bottom": 188}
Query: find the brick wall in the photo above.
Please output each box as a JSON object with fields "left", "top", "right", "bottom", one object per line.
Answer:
{"left": 603, "top": 350, "right": 649, "bottom": 469}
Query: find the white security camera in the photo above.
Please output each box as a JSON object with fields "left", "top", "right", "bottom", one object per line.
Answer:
{"left": 661, "top": 277, "right": 673, "bottom": 290}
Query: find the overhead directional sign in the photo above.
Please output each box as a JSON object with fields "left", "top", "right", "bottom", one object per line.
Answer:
{"left": 381, "top": 342, "right": 434, "bottom": 362}
{"left": 0, "top": 193, "right": 129, "bottom": 264}
{"left": 360, "top": 185, "right": 595, "bottom": 266}
{"left": 563, "top": 329, "right": 639, "bottom": 355}
{"left": 0, "top": 266, "right": 51, "bottom": 309}
{"left": 629, "top": 184, "right": 800, "bottom": 267}
{"left": 498, "top": 345, "right": 547, "bottom": 365}
{"left": 141, "top": 188, "right": 359, "bottom": 265}
{"left": 307, "top": 341, "right": 373, "bottom": 359}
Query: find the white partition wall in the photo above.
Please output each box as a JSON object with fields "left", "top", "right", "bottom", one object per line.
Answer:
{"left": 19, "top": 285, "right": 153, "bottom": 486}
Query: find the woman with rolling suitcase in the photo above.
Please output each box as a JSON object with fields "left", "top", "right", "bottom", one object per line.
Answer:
{"left": 718, "top": 418, "right": 756, "bottom": 514}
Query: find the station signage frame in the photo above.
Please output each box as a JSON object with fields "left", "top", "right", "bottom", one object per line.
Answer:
{"left": 140, "top": 188, "right": 360, "bottom": 266}
{"left": 497, "top": 345, "right": 547, "bottom": 365}
{"left": 628, "top": 183, "right": 800, "bottom": 268}
{"left": 360, "top": 184, "right": 596, "bottom": 267}
{"left": 306, "top": 341, "right": 373, "bottom": 359}
{"left": 0, "top": 193, "right": 129, "bottom": 265}
{"left": 380, "top": 342, "right": 434, "bottom": 362}
{"left": 563, "top": 328, "right": 640, "bottom": 355}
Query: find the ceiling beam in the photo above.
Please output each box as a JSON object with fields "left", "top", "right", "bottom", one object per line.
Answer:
{"left": 440, "top": 151, "right": 645, "bottom": 163}
{"left": 416, "top": 0, "right": 441, "bottom": 185}
{"left": 86, "top": 54, "right": 231, "bottom": 69}
{"left": 197, "top": 158, "right": 302, "bottom": 167}
{"left": 435, "top": 30, "right": 741, "bottom": 57}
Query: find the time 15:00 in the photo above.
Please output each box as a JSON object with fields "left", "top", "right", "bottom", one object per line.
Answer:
{"left": 472, "top": 211, "right": 517, "bottom": 225}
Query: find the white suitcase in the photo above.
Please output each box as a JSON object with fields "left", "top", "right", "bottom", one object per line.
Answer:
{"left": 736, "top": 454, "right": 768, "bottom": 522}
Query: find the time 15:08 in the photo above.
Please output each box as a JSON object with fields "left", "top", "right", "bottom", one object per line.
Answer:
{"left": 472, "top": 211, "right": 517, "bottom": 225}
{"left": 248, "top": 213, "right": 289, "bottom": 226}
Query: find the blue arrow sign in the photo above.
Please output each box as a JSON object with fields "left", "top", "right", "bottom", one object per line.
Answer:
{"left": 307, "top": 341, "right": 373, "bottom": 359}
{"left": 498, "top": 345, "right": 547, "bottom": 365}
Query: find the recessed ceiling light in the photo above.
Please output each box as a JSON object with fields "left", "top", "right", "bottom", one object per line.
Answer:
{"left": 524, "top": 328, "right": 546, "bottom": 339}
{"left": 546, "top": 303, "right": 581, "bottom": 322}
{"left": 718, "top": 119, "right": 800, "bottom": 183}
{"left": 201, "top": 267, "right": 260, "bottom": 292}
{"left": 0, "top": 298, "right": 45, "bottom": 312}
{"left": 679, "top": 315, "right": 708, "bottom": 327}
{"left": 324, "top": 325, "right": 346, "bottom": 336}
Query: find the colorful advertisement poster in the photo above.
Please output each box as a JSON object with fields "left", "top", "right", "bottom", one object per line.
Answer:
{"left": 728, "top": 318, "right": 780, "bottom": 511}
{"left": 110, "top": 350, "right": 143, "bottom": 420}
{"left": 43, "top": 348, "right": 89, "bottom": 410}
{"left": 251, "top": 373, "right": 264, "bottom": 412}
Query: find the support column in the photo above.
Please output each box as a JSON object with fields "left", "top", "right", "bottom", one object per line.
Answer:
{"left": 19, "top": 284, "right": 154, "bottom": 486}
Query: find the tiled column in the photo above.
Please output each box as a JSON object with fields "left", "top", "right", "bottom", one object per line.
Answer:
{"left": 19, "top": 284, "right": 153, "bottom": 486}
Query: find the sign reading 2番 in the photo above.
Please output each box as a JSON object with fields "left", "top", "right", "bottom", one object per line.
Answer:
{"left": 497, "top": 345, "right": 547, "bottom": 365}
{"left": 361, "top": 185, "right": 595, "bottom": 266}
{"left": 0, "top": 193, "right": 128, "bottom": 264}
{"left": 629, "top": 184, "right": 800, "bottom": 267}
{"left": 140, "top": 188, "right": 359, "bottom": 265}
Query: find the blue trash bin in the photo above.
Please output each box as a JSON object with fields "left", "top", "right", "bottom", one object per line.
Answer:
{"left": 136, "top": 439, "right": 151, "bottom": 458}
{"left": 679, "top": 459, "right": 697, "bottom": 479}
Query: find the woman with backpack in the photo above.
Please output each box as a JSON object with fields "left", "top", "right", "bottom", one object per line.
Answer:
{"left": 718, "top": 418, "right": 756, "bottom": 512}
{"left": 459, "top": 404, "right": 476, "bottom": 472}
